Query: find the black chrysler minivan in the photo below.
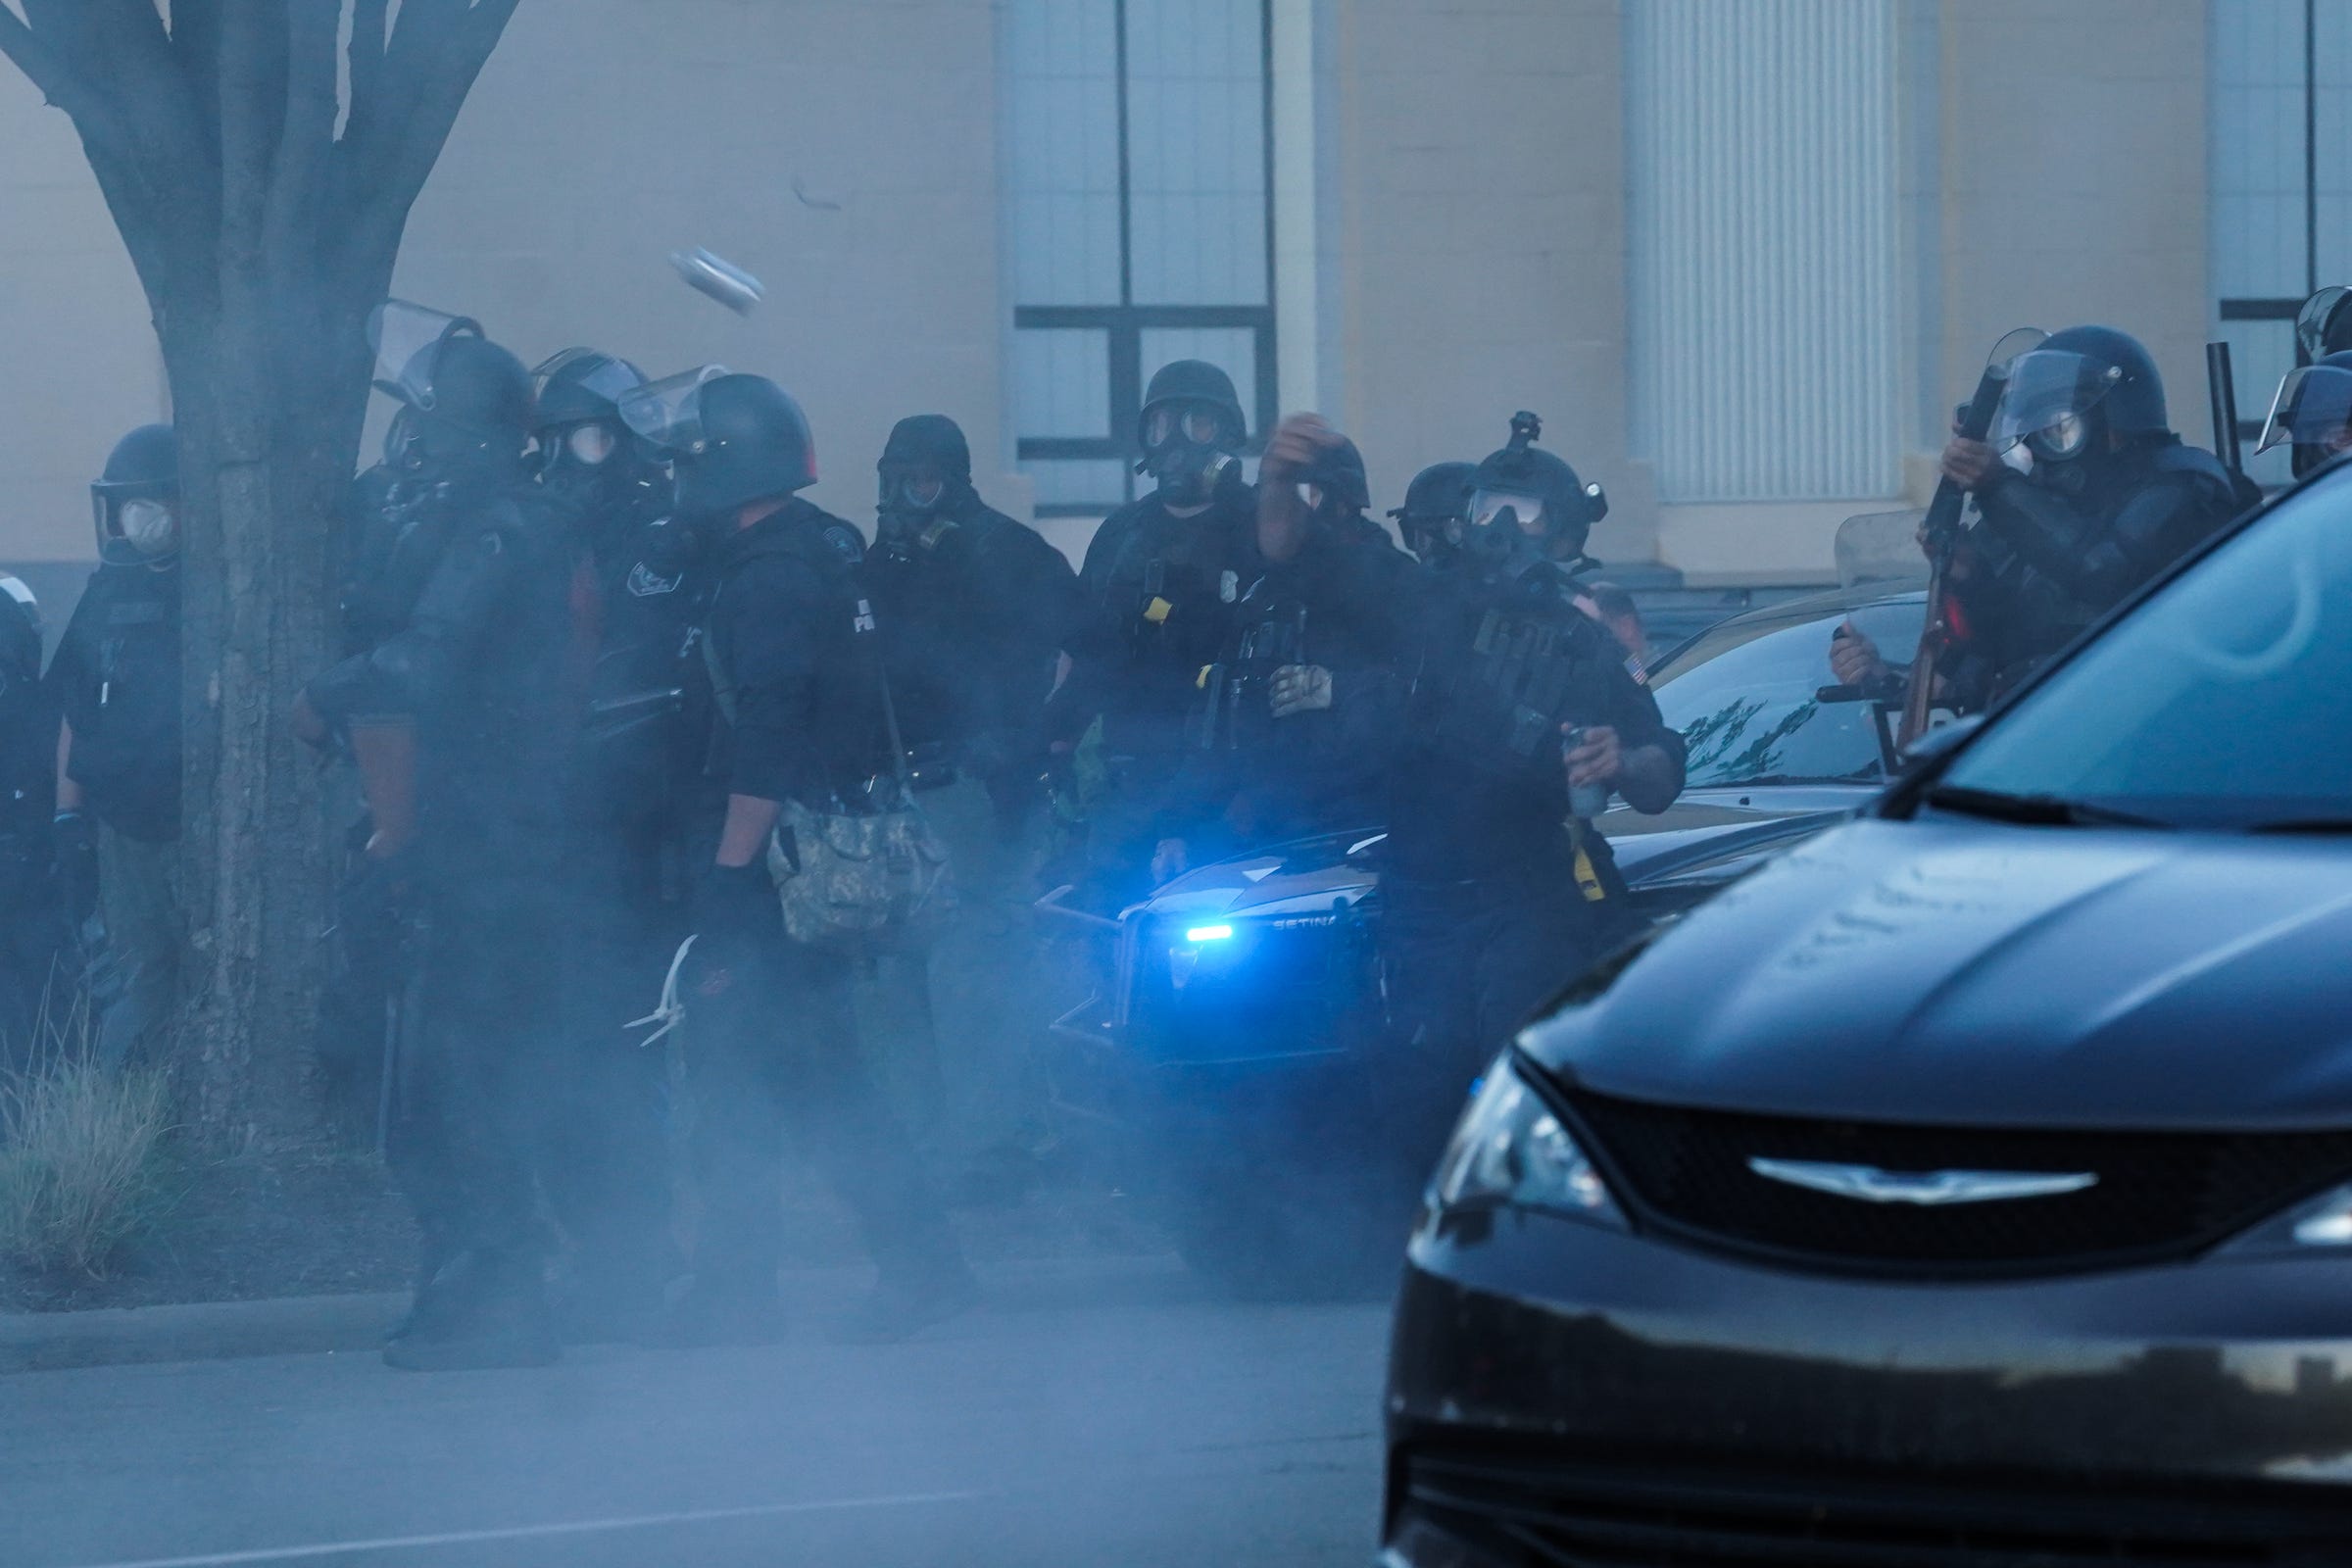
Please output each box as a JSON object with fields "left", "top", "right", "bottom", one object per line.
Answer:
{"left": 1384, "top": 461, "right": 2352, "bottom": 1564}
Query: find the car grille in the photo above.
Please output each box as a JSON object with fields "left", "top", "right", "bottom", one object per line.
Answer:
{"left": 1396, "top": 1445, "right": 2352, "bottom": 1566}
{"left": 1565, "top": 1090, "right": 2352, "bottom": 1277}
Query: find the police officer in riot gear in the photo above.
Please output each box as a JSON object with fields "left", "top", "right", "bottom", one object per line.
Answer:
{"left": 0, "top": 572, "right": 58, "bottom": 1063}
{"left": 2257, "top": 350, "right": 2352, "bottom": 479}
{"left": 866, "top": 413, "right": 1078, "bottom": 1172}
{"left": 869, "top": 413, "right": 1079, "bottom": 820}
{"left": 1153, "top": 433, "right": 1402, "bottom": 880}
{"left": 623, "top": 370, "right": 975, "bottom": 1347}
{"left": 1055, "top": 360, "right": 1261, "bottom": 896}
{"left": 297, "top": 303, "right": 589, "bottom": 1371}
{"left": 1389, "top": 460, "right": 1477, "bottom": 569}
{"left": 49, "top": 424, "right": 184, "bottom": 1069}
{"left": 1258, "top": 412, "right": 1684, "bottom": 1160}
{"left": 527, "top": 348, "right": 700, "bottom": 1339}
{"left": 1837, "top": 325, "right": 2239, "bottom": 714}
{"left": 531, "top": 348, "right": 669, "bottom": 561}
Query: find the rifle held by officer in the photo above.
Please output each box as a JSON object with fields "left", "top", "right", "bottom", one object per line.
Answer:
{"left": 1901, "top": 328, "right": 2044, "bottom": 750}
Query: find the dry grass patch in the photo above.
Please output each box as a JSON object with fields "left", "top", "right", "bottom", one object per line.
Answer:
{"left": 0, "top": 996, "right": 178, "bottom": 1280}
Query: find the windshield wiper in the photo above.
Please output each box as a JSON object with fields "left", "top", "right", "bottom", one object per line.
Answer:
{"left": 2246, "top": 818, "right": 2352, "bottom": 835}
{"left": 1922, "top": 784, "right": 2169, "bottom": 828}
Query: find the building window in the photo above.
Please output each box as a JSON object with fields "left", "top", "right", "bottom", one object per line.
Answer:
{"left": 1004, "top": 0, "right": 1278, "bottom": 515}
{"left": 2210, "top": 0, "right": 2351, "bottom": 487}
{"left": 1627, "top": 0, "right": 1901, "bottom": 504}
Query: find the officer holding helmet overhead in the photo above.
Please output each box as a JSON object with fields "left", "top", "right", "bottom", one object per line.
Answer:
{"left": 1152, "top": 433, "right": 1403, "bottom": 881}
{"left": 1054, "top": 359, "right": 1261, "bottom": 897}
{"left": 49, "top": 424, "right": 185, "bottom": 1069}
{"left": 1257, "top": 411, "right": 1684, "bottom": 1164}
{"left": 1835, "top": 324, "right": 2240, "bottom": 716}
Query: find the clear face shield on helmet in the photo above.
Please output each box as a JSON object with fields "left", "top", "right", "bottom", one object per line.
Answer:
{"left": 531, "top": 348, "right": 647, "bottom": 416}
{"left": 2258, "top": 364, "right": 2352, "bottom": 474}
{"left": 1989, "top": 349, "right": 2125, "bottom": 463}
{"left": 615, "top": 365, "right": 732, "bottom": 460}
{"left": 92, "top": 492, "right": 177, "bottom": 564}
{"left": 367, "top": 300, "right": 484, "bottom": 413}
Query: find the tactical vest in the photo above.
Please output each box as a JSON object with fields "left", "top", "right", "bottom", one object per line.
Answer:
{"left": 1422, "top": 579, "right": 1618, "bottom": 776}
{"left": 700, "top": 511, "right": 889, "bottom": 808}
{"left": 1192, "top": 588, "right": 1307, "bottom": 755}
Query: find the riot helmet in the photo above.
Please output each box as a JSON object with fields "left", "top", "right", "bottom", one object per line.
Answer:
{"left": 2299, "top": 286, "right": 2352, "bottom": 362}
{"left": 2258, "top": 350, "right": 2352, "bottom": 479}
{"left": 1464, "top": 412, "right": 1608, "bottom": 566}
{"left": 1988, "top": 324, "right": 2168, "bottom": 471}
{"left": 623, "top": 368, "right": 815, "bottom": 519}
{"left": 91, "top": 423, "right": 180, "bottom": 566}
{"left": 1136, "top": 359, "right": 1246, "bottom": 502}
{"left": 530, "top": 348, "right": 662, "bottom": 515}
{"left": 1390, "top": 460, "right": 1476, "bottom": 564}
{"left": 877, "top": 414, "right": 975, "bottom": 545}
{"left": 367, "top": 301, "right": 532, "bottom": 471}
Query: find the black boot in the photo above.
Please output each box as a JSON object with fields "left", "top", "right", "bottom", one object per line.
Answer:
{"left": 383, "top": 1248, "right": 560, "bottom": 1372}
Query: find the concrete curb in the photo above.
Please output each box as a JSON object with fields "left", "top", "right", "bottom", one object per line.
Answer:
{"left": 0, "top": 1253, "right": 1202, "bottom": 1376}
{"left": 1, "top": 1291, "right": 405, "bottom": 1375}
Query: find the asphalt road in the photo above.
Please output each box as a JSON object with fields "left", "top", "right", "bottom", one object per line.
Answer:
{"left": 0, "top": 1257, "right": 1393, "bottom": 1568}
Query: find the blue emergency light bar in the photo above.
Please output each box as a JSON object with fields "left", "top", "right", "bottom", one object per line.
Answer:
{"left": 1185, "top": 924, "right": 1234, "bottom": 943}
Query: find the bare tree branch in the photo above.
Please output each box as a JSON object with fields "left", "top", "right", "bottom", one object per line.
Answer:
{"left": 21, "top": 0, "right": 217, "bottom": 191}
{"left": 344, "top": 0, "right": 517, "bottom": 259}
{"left": 342, "top": 0, "right": 390, "bottom": 146}
{"left": 263, "top": 0, "right": 339, "bottom": 266}
{"left": 0, "top": 3, "right": 135, "bottom": 154}
{"left": 168, "top": 0, "right": 227, "bottom": 153}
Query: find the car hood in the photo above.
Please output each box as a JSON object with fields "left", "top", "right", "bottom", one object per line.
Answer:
{"left": 1524, "top": 816, "right": 2352, "bottom": 1129}
{"left": 1132, "top": 786, "right": 1869, "bottom": 924}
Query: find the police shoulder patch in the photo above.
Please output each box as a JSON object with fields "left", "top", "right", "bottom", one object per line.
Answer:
{"left": 626, "top": 562, "right": 681, "bottom": 598}
{"left": 821, "top": 525, "right": 865, "bottom": 564}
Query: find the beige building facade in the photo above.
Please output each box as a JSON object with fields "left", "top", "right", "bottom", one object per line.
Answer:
{"left": 0, "top": 0, "right": 2234, "bottom": 597}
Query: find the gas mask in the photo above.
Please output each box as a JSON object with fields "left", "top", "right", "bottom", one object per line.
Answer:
{"left": 536, "top": 417, "right": 653, "bottom": 518}
{"left": 1138, "top": 401, "right": 1240, "bottom": 505}
{"left": 93, "top": 494, "right": 179, "bottom": 566}
{"left": 876, "top": 464, "right": 957, "bottom": 555}
{"left": 2012, "top": 408, "right": 2099, "bottom": 496}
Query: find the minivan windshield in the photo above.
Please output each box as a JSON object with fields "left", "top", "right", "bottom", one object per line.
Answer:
{"left": 1940, "top": 473, "right": 2352, "bottom": 830}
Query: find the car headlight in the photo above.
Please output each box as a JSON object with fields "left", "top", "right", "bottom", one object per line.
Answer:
{"left": 1429, "top": 1054, "right": 1626, "bottom": 1228}
{"left": 2220, "top": 1178, "right": 2352, "bottom": 1258}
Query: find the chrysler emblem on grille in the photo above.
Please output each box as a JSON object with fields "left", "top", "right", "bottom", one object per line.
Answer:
{"left": 1745, "top": 1157, "right": 2098, "bottom": 1205}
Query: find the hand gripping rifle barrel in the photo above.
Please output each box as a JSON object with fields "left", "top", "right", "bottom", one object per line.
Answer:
{"left": 1901, "top": 357, "right": 2017, "bottom": 748}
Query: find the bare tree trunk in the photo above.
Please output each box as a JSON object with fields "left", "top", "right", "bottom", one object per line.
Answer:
{"left": 0, "top": 0, "right": 524, "bottom": 1148}
{"left": 171, "top": 303, "right": 359, "bottom": 1149}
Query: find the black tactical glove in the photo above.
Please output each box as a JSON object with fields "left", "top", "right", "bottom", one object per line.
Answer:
{"left": 53, "top": 810, "right": 98, "bottom": 927}
{"left": 690, "top": 861, "right": 776, "bottom": 992}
